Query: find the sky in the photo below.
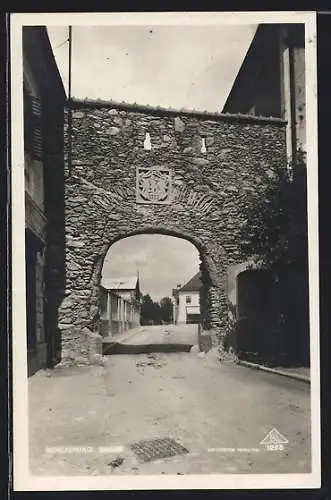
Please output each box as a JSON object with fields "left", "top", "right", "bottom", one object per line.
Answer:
{"left": 47, "top": 23, "right": 256, "bottom": 300}
{"left": 102, "top": 235, "right": 200, "bottom": 302}
{"left": 47, "top": 24, "right": 256, "bottom": 111}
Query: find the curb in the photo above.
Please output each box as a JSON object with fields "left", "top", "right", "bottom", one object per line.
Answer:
{"left": 237, "top": 360, "right": 310, "bottom": 384}
{"left": 102, "top": 327, "right": 146, "bottom": 347}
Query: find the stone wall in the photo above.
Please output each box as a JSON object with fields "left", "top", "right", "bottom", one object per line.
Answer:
{"left": 59, "top": 99, "right": 286, "bottom": 362}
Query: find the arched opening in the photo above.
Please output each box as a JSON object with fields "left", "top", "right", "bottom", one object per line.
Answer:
{"left": 99, "top": 232, "right": 213, "bottom": 345}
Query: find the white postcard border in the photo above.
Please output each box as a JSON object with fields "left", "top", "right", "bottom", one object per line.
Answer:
{"left": 11, "top": 11, "right": 320, "bottom": 491}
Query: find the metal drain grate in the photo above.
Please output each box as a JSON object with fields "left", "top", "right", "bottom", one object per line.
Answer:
{"left": 130, "top": 437, "right": 189, "bottom": 462}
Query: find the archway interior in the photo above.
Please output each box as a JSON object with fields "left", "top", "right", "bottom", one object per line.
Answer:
{"left": 99, "top": 233, "right": 211, "bottom": 336}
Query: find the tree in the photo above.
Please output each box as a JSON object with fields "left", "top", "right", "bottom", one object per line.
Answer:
{"left": 239, "top": 152, "right": 308, "bottom": 273}
{"left": 160, "top": 297, "right": 173, "bottom": 324}
{"left": 140, "top": 294, "right": 155, "bottom": 325}
{"left": 140, "top": 294, "right": 163, "bottom": 325}
{"left": 152, "top": 301, "right": 162, "bottom": 325}
{"left": 140, "top": 294, "right": 174, "bottom": 326}
{"left": 238, "top": 152, "right": 309, "bottom": 365}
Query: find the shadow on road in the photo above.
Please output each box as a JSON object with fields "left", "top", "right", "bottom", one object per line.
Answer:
{"left": 103, "top": 343, "right": 193, "bottom": 355}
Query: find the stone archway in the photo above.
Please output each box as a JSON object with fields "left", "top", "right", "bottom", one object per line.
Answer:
{"left": 59, "top": 223, "right": 228, "bottom": 361}
{"left": 58, "top": 99, "right": 286, "bottom": 362}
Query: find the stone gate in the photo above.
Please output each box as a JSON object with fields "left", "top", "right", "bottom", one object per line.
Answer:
{"left": 58, "top": 99, "right": 286, "bottom": 362}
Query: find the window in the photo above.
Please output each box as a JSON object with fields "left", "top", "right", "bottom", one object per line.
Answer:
{"left": 201, "top": 137, "right": 207, "bottom": 153}
{"left": 186, "top": 295, "right": 191, "bottom": 304}
{"left": 23, "top": 83, "right": 43, "bottom": 160}
{"left": 143, "top": 132, "right": 152, "bottom": 150}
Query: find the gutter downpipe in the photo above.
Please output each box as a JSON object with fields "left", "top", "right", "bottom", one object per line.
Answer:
{"left": 68, "top": 26, "right": 72, "bottom": 176}
{"left": 288, "top": 45, "right": 297, "bottom": 165}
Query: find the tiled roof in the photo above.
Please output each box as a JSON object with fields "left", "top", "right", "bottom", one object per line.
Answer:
{"left": 68, "top": 98, "right": 285, "bottom": 125}
{"left": 101, "top": 276, "right": 138, "bottom": 291}
{"left": 179, "top": 272, "right": 201, "bottom": 292}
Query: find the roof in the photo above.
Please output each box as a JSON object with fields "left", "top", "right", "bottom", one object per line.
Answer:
{"left": 222, "top": 24, "right": 304, "bottom": 114}
{"left": 101, "top": 276, "right": 139, "bottom": 291}
{"left": 222, "top": 25, "right": 271, "bottom": 113}
{"left": 178, "top": 272, "right": 201, "bottom": 293}
{"left": 23, "top": 26, "right": 66, "bottom": 101}
{"left": 68, "top": 97, "right": 285, "bottom": 126}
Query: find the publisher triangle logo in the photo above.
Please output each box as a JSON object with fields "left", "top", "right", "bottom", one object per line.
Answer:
{"left": 260, "top": 428, "right": 289, "bottom": 445}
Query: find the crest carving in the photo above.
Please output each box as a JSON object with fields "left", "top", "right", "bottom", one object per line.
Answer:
{"left": 136, "top": 166, "right": 172, "bottom": 204}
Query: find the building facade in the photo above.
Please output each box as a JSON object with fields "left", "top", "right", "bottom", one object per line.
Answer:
{"left": 99, "top": 277, "right": 141, "bottom": 336}
{"left": 222, "top": 23, "right": 305, "bottom": 161}
{"left": 23, "top": 27, "right": 66, "bottom": 376}
{"left": 173, "top": 272, "right": 201, "bottom": 324}
{"left": 222, "top": 23, "right": 309, "bottom": 365}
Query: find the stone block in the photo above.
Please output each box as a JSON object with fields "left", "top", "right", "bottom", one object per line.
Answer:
{"left": 67, "top": 239, "right": 85, "bottom": 248}
{"left": 205, "top": 136, "right": 215, "bottom": 147}
{"left": 81, "top": 328, "right": 103, "bottom": 363}
{"left": 67, "top": 261, "right": 81, "bottom": 272}
{"left": 89, "top": 305, "right": 99, "bottom": 318}
{"left": 108, "top": 127, "right": 121, "bottom": 135}
{"left": 174, "top": 117, "right": 185, "bottom": 132}
{"left": 72, "top": 111, "right": 85, "bottom": 119}
{"left": 192, "top": 158, "right": 210, "bottom": 167}
{"left": 113, "top": 117, "right": 124, "bottom": 126}
{"left": 190, "top": 344, "right": 200, "bottom": 354}
{"left": 183, "top": 147, "right": 194, "bottom": 154}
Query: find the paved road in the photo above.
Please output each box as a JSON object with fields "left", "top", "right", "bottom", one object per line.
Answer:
{"left": 122, "top": 324, "right": 199, "bottom": 346}
{"left": 29, "top": 325, "right": 311, "bottom": 476}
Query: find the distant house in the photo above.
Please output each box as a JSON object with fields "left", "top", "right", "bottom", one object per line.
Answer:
{"left": 222, "top": 23, "right": 305, "bottom": 161}
{"left": 99, "top": 276, "right": 141, "bottom": 336}
{"left": 172, "top": 272, "right": 201, "bottom": 324}
{"left": 23, "top": 27, "right": 66, "bottom": 376}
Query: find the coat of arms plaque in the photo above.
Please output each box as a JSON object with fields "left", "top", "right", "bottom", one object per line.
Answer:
{"left": 136, "top": 166, "right": 172, "bottom": 204}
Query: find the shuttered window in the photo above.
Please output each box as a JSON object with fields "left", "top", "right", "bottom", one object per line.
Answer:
{"left": 23, "top": 84, "right": 43, "bottom": 160}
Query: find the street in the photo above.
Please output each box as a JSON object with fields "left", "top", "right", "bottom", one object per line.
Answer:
{"left": 119, "top": 323, "right": 199, "bottom": 347}
{"left": 29, "top": 325, "right": 311, "bottom": 476}
{"left": 105, "top": 323, "right": 199, "bottom": 354}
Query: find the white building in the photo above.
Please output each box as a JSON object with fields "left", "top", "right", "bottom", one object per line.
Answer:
{"left": 99, "top": 276, "right": 141, "bottom": 336}
{"left": 173, "top": 272, "right": 201, "bottom": 324}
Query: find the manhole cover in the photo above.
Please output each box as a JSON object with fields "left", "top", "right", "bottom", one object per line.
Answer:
{"left": 130, "top": 437, "right": 189, "bottom": 462}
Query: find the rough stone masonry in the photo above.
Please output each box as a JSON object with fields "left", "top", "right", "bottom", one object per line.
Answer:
{"left": 58, "top": 99, "right": 286, "bottom": 363}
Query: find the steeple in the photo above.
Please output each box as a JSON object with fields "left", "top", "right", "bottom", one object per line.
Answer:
{"left": 136, "top": 270, "right": 141, "bottom": 301}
